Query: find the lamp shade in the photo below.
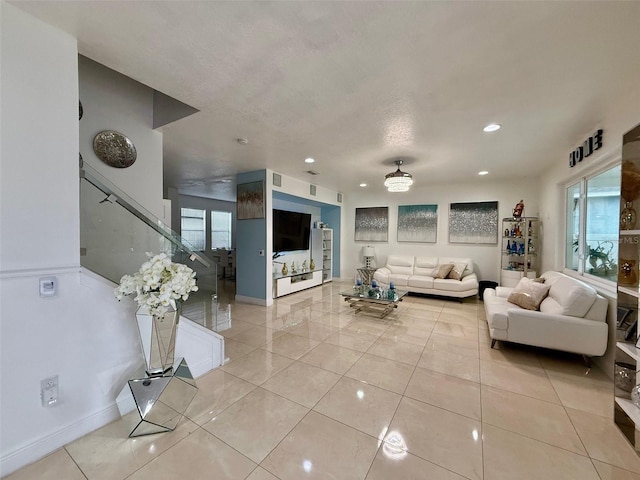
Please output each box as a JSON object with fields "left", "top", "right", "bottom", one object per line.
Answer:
{"left": 362, "top": 246, "right": 375, "bottom": 258}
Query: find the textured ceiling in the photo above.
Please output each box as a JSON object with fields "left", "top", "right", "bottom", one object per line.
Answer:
{"left": 13, "top": 1, "right": 640, "bottom": 201}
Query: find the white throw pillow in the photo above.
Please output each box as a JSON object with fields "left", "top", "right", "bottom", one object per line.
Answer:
{"left": 432, "top": 263, "right": 454, "bottom": 279}
{"left": 507, "top": 277, "right": 551, "bottom": 311}
{"left": 447, "top": 262, "right": 467, "bottom": 281}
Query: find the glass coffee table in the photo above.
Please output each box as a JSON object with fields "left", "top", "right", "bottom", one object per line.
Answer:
{"left": 340, "top": 287, "right": 407, "bottom": 318}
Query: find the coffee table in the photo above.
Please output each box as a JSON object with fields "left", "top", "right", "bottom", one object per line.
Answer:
{"left": 340, "top": 288, "right": 407, "bottom": 318}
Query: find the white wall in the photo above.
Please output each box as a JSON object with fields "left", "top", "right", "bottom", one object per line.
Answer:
{"left": 79, "top": 56, "right": 164, "bottom": 219}
{"left": 538, "top": 81, "right": 640, "bottom": 375}
{"left": 539, "top": 129, "right": 638, "bottom": 275}
{"left": 0, "top": 5, "right": 158, "bottom": 475}
{"left": 78, "top": 56, "right": 167, "bottom": 283}
{"left": 342, "top": 179, "right": 540, "bottom": 283}
{"left": 0, "top": 3, "right": 79, "bottom": 273}
{"left": 271, "top": 170, "right": 341, "bottom": 207}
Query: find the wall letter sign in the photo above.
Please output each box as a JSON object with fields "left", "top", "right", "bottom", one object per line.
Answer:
{"left": 569, "top": 129, "right": 603, "bottom": 167}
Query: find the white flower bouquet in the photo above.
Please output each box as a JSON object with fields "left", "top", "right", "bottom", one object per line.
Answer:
{"left": 114, "top": 252, "right": 198, "bottom": 317}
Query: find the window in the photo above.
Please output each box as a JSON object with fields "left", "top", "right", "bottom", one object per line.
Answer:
{"left": 565, "top": 165, "right": 620, "bottom": 282}
{"left": 211, "top": 211, "right": 232, "bottom": 249}
{"left": 181, "top": 208, "right": 205, "bottom": 251}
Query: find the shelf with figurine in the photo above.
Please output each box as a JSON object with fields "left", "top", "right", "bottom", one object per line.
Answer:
{"left": 500, "top": 201, "right": 540, "bottom": 287}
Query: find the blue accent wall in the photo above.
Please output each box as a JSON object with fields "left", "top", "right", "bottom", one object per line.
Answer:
{"left": 272, "top": 191, "right": 341, "bottom": 278}
{"left": 235, "top": 171, "right": 268, "bottom": 300}
{"left": 236, "top": 175, "right": 342, "bottom": 301}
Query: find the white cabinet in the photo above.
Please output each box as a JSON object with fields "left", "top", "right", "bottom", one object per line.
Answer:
{"left": 312, "top": 228, "right": 333, "bottom": 283}
{"left": 273, "top": 270, "right": 322, "bottom": 298}
{"left": 500, "top": 217, "right": 539, "bottom": 287}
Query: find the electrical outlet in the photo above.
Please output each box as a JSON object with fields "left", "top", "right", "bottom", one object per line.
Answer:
{"left": 41, "top": 375, "right": 58, "bottom": 407}
{"left": 39, "top": 276, "right": 57, "bottom": 297}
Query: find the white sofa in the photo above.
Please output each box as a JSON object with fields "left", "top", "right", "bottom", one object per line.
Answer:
{"left": 483, "top": 271, "right": 608, "bottom": 358}
{"left": 373, "top": 255, "right": 479, "bottom": 299}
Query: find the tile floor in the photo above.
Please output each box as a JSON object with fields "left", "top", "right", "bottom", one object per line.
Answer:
{"left": 6, "top": 279, "right": 640, "bottom": 480}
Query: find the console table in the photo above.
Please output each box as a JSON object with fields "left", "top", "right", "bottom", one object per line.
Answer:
{"left": 273, "top": 270, "right": 322, "bottom": 298}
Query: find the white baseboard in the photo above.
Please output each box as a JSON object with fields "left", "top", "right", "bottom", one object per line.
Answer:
{"left": 0, "top": 404, "right": 121, "bottom": 477}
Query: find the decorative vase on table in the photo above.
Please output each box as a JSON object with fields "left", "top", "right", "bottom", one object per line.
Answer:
{"left": 115, "top": 252, "right": 199, "bottom": 437}
{"left": 135, "top": 306, "right": 180, "bottom": 377}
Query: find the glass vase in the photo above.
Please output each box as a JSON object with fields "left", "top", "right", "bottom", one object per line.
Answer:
{"left": 621, "top": 201, "right": 637, "bottom": 230}
{"left": 135, "top": 305, "right": 180, "bottom": 377}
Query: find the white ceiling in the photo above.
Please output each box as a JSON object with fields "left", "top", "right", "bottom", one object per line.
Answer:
{"left": 13, "top": 1, "right": 640, "bottom": 201}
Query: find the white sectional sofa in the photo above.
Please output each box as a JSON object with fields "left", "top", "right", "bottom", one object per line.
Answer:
{"left": 373, "top": 255, "right": 479, "bottom": 299}
{"left": 483, "top": 271, "right": 608, "bottom": 358}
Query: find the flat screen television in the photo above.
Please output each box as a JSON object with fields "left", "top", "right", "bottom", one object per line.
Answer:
{"left": 273, "top": 209, "right": 311, "bottom": 253}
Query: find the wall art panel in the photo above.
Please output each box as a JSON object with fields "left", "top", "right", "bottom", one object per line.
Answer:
{"left": 355, "top": 207, "right": 388, "bottom": 242}
{"left": 397, "top": 204, "right": 437, "bottom": 243}
{"left": 237, "top": 181, "right": 265, "bottom": 219}
{"left": 449, "top": 201, "right": 498, "bottom": 244}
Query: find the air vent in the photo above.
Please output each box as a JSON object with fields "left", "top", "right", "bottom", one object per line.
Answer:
{"left": 310, "top": 185, "right": 317, "bottom": 196}
{"left": 306, "top": 170, "right": 319, "bottom": 175}
{"left": 337, "top": 193, "right": 343, "bottom": 203}
{"left": 273, "top": 173, "right": 282, "bottom": 187}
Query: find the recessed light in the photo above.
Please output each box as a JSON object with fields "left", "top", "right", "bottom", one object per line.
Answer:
{"left": 483, "top": 123, "right": 501, "bottom": 133}
{"left": 478, "top": 170, "right": 489, "bottom": 176}
{"left": 360, "top": 183, "right": 367, "bottom": 187}
{"left": 304, "top": 157, "right": 315, "bottom": 163}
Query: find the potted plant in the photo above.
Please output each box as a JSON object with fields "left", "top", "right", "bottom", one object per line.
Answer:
{"left": 573, "top": 240, "right": 618, "bottom": 278}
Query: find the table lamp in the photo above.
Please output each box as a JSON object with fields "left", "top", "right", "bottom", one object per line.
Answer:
{"left": 362, "top": 246, "right": 375, "bottom": 269}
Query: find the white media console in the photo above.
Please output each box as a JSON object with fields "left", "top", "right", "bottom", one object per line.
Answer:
{"left": 273, "top": 270, "right": 323, "bottom": 298}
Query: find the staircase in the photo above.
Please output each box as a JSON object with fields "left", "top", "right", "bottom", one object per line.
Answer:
{"left": 80, "top": 163, "right": 225, "bottom": 379}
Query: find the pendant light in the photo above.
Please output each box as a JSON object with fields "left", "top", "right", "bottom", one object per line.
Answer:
{"left": 384, "top": 160, "right": 413, "bottom": 192}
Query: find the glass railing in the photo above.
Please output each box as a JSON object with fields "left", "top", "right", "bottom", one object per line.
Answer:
{"left": 80, "top": 163, "right": 220, "bottom": 330}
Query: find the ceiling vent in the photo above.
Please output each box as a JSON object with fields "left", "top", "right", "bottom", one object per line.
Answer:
{"left": 306, "top": 170, "right": 319, "bottom": 175}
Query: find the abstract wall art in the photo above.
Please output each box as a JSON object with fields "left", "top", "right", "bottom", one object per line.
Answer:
{"left": 449, "top": 201, "right": 498, "bottom": 244}
{"left": 355, "top": 207, "right": 388, "bottom": 242}
{"left": 237, "top": 181, "right": 265, "bottom": 219}
{"left": 397, "top": 204, "right": 438, "bottom": 243}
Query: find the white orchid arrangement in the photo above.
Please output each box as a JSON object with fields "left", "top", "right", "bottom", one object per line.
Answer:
{"left": 114, "top": 252, "right": 198, "bottom": 317}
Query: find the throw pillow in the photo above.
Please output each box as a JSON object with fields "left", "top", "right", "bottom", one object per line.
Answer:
{"left": 432, "top": 263, "right": 454, "bottom": 279}
{"left": 507, "top": 277, "right": 551, "bottom": 311}
{"left": 447, "top": 262, "right": 467, "bottom": 281}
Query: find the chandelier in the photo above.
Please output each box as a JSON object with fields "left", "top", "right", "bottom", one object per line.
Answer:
{"left": 384, "top": 160, "right": 413, "bottom": 192}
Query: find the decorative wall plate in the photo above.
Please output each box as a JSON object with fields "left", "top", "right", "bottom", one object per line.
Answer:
{"left": 93, "top": 130, "right": 137, "bottom": 168}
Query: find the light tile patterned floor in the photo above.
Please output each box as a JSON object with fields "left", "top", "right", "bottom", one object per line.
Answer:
{"left": 5, "top": 279, "right": 640, "bottom": 480}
